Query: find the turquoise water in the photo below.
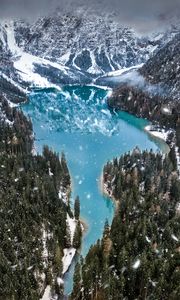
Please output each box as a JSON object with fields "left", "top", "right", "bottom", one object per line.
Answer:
{"left": 22, "top": 85, "right": 167, "bottom": 295}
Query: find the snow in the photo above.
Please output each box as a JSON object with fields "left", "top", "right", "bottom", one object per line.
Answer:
{"left": 48, "top": 168, "right": 53, "bottom": 176}
{"left": 145, "top": 236, "right": 151, "bottom": 243}
{"left": 0, "top": 72, "right": 26, "bottom": 94}
{"left": 58, "top": 186, "right": 69, "bottom": 204}
{"left": 105, "top": 64, "right": 143, "bottom": 77}
{"left": 132, "top": 259, "right": 141, "bottom": 269}
{"left": 171, "top": 234, "right": 179, "bottom": 242}
{"left": 40, "top": 285, "right": 51, "bottom": 300}
{"left": 175, "top": 147, "right": 180, "bottom": 177}
{"left": 67, "top": 214, "right": 76, "bottom": 243}
{"left": 162, "top": 107, "right": 171, "bottom": 114}
{"left": 62, "top": 247, "right": 76, "bottom": 274}
{"left": 176, "top": 202, "right": 180, "bottom": 215}
{"left": 59, "top": 51, "right": 71, "bottom": 64}
{"left": 4, "top": 21, "right": 19, "bottom": 55}
{"left": 60, "top": 214, "right": 78, "bottom": 274}
{"left": 42, "top": 227, "right": 48, "bottom": 267}
{"left": 3, "top": 20, "right": 68, "bottom": 89}
{"left": 57, "top": 277, "right": 64, "bottom": 286}
{"left": 145, "top": 125, "right": 169, "bottom": 142}
{"left": 88, "top": 50, "right": 103, "bottom": 74}
{"left": 14, "top": 53, "right": 62, "bottom": 89}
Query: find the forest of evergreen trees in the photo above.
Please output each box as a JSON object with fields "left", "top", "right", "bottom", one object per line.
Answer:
{"left": 108, "top": 85, "right": 180, "bottom": 149}
{"left": 0, "top": 95, "right": 82, "bottom": 299}
{"left": 1, "top": 74, "right": 179, "bottom": 300}
{"left": 71, "top": 148, "right": 180, "bottom": 300}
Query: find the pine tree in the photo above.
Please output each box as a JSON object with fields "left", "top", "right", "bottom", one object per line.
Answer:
{"left": 54, "top": 244, "right": 63, "bottom": 274}
{"left": 73, "top": 221, "right": 82, "bottom": 249}
{"left": 169, "top": 145, "right": 177, "bottom": 170}
{"left": 71, "top": 262, "right": 82, "bottom": 300}
{"left": 65, "top": 223, "right": 72, "bottom": 248}
{"left": 74, "top": 196, "right": 80, "bottom": 220}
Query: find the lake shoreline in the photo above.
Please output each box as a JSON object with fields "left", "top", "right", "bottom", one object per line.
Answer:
{"left": 99, "top": 172, "right": 120, "bottom": 215}
{"left": 22, "top": 84, "right": 167, "bottom": 296}
{"left": 144, "top": 124, "right": 170, "bottom": 154}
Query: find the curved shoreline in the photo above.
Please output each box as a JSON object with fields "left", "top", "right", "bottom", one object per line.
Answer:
{"left": 99, "top": 172, "right": 120, "bottom": 214}
{"left": 99, "top": 122, "right": 171, "bottom": 218}
{"left": 144, "top": 125, "right": 170, "bottom": 154}
{"left": 23, "top": 84, "right": 173, "bottom": 298}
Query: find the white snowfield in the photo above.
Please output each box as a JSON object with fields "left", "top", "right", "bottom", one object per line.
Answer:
{"left": 62, "top": 214, "right": 77, "bottom": 274}
{"left": 40, "top": 285, "right": 51, "bottom": 300}
{"left": 2, "top": 21, "right": 67, "bottom": 89}
{"left": 62, "top": 247, "right": 76, "bottom": 274}
{"left": 105, "top": 64, "right": 143, "bottom": 77}
{"left": 144, "top": 125, "right": 170, "bottom": 142}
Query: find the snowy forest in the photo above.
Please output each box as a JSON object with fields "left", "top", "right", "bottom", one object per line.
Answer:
{"left": 0, "top": 96, "right": 82, "bottom": 299}
{"left": 71, "top": 148, "right": 180, "bottom": 299}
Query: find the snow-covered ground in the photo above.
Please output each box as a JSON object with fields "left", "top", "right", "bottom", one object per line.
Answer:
{"left": 105, "top": 64, "right": 143, "bottom": 77}
{"left": 2, "top": 21, "right": 68, "bottom": 89}
{"left": 58, "top": 186, "right": 69, "bottom": 204}
{"left": 40, "top": 213, "right": 78, "bottom": 299}
{"left": 144, "top": 125, "right": 170, "bottom": 142}
{"left": 62, "top": 214, "right": 77, "bottom": 274}
{"left": 0, "top": 72, "right": 26, "bottom": 94}
{"left": 40, "top": 285, "right": 52, "bottom": 300}
{"left": 62, "top": 247, "right": 76, "bottom": 274}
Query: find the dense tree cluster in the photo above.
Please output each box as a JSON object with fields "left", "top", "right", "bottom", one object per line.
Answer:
{"left": 71, "top": 148, "right": 180, "bottom": 300}
{"left": 0, "top": 75, "right": 27, "bottom": 103}
{"left": 108, "top": 85, "right": 180, "bottom": 131}
{"left": 140, "top": 32, "right": 180, "bottom": 100}
{"left": 0, "top": 96, "right": 81, "bottom": 299}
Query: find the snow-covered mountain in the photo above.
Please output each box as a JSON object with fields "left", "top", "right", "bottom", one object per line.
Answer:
{"left": 140, "top": 32, "right": 180, "bottom": 100}
{"left": 14, "top": 12, "right": 180, "bottom": 75}
{"left": 13, "top": 14, "right": 156, "bottom": 74}
{"left": 0, "top": 10, "right": 179, "bottom": 90}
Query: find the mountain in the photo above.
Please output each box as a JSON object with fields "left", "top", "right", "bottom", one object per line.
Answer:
{"left": 139, "top": 32, "right": 180, "bottom": 100}
{"left": 14, "top": 13, "right": 158, "bottom": 74}
{"left": 0, "top": 11, "right": 179, "bottom": 90}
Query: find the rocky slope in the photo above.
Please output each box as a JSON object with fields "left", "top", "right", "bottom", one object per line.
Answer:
{"left": 0, "top": 11, "right": 179, "bottom": 91}
{"left": 140, "top": 32, "right": 180, "bottom": 100}
{"left": 13, "top": 13, "right": 158, "bottom": 74}
{"left": 107, "top": 31, "right": 180, "bottom": 129}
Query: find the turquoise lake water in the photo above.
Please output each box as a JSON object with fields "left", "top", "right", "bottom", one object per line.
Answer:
{"left": 21, "top": 85, "right": 168, "bottom": 295}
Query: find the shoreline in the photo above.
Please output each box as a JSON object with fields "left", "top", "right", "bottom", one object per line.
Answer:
{"left": 80, "top": 217, "right": 89, "bottom": 236}
{"left": 98, "top": 119, "right": 172, "bottom": 215}
{"left": 99, "top": 172, "right": 120, "bottom": 215}
{"left": 144, "top": 124, "right": 170, "bottom": 154}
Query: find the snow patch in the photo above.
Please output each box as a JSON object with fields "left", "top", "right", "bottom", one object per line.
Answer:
{"left": 145, "top": 125, "right": 170, "bottom": 142}
{"left": 171, "top": 234, "right": 179, "bottom": 242}
{"left": 14, "top": 53, "right": 62, "bottom": 89}
{"left": 105, "top": 64, "right": 143, "bottom": 77}
{"left": 40, "top": 285, "right": 51, "bottom": 300}
{"left": 145, "top": 236, "right": 151, "bottom": 243}
{"left": 62, "top": 247, "right": 76, "bottom": 274}
{"left": 58, "top": 186, "right": 69, "bottom": 204}
{"left": 42, "top": 226, "right": 49, "bottom": 267}
{"left": 132, "top": 259, "right": 141, "bottom": 269}
{"left": 67, "top": 214, "right": 76, "bottom": 243}
{"left": 3, "top": 20, "right": 68, "bottom": 89}
{"left": 57, "top": 277, "right": 64, "bottom": 286}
